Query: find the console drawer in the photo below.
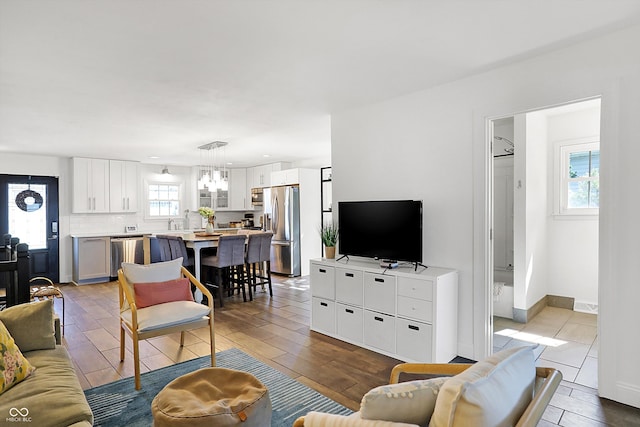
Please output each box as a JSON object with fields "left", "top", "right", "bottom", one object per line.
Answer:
{"left": 364, "top": 273, "right": 396, "bottom": 315}
{"left": 336, "top": 303, "right": 363, "bottom": 344}
{"left": 397, "top": 276, "right": 433, "bottom": 301}
{"left": 397, "top": 295, "right": 432, "bottom": 323}
{"left": 310, "top": 263, "right": 335, "bottom": 299}
{"left": 396, "top": 318, "right": 433, "bottom": 362}
{"left": 364, "top": 310, "right": 395, "bottom": 353}
{"left": 311, "top": 297, "right": 335, "bottom": 335}
{"left": 336, "top": 268, "right": 363, "bottom": 306}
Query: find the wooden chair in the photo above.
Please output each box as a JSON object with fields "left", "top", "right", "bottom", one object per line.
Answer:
{"left": 117, "top": 262, "right": 215, "bottom": 390}
{"left": 293, "top": 350, "right": 562, "bottom": 427}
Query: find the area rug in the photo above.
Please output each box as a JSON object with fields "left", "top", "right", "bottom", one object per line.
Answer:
{"left": 84, "top": 347, "right": 353, "bottom": 426}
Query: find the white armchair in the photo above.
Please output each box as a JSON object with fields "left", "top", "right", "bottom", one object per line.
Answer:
{"left": 294, "top": 346, "right": 562, "bottom": 427}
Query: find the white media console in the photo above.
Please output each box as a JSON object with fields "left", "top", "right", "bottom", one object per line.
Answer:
{"left": 310, "top": 258, "right": 458, "bottom": 363}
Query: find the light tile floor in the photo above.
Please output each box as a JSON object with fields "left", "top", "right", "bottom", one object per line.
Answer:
{"left": 494, "top": 306, "right": 598, "bottom": 388}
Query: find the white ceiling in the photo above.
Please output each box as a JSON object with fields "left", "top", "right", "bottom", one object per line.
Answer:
{"left": 1, "top": 0, "right": 639, "bottom": 168}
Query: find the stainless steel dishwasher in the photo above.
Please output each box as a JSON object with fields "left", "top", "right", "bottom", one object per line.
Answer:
{"left": 110, "top": 236, "right": 144, "bottom": 278}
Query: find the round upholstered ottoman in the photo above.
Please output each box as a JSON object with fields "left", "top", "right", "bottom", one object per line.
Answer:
{"left": 151, "top": 367, "right": 272, "bottom": 427}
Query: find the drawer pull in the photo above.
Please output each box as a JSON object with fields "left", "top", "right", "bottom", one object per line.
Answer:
{"left": 374, "top": 278, "right": 385, "bottom": 283}
{"left": 320, "top": 302, "right": 328, "bottom": 307}
{"left": 319, "top": 268, "right": 326, "bottom": 273}
{"left": 408, "top": 325, "right": 420, "bottom": 331}
{"left": 345, "top": 272, "right": 354, "bottom": 277}
{"left": 346, "top": 309, "right": 354, "bottom": 314}
{"left": 374, "top": 316, "right": 384, "bottom": 322}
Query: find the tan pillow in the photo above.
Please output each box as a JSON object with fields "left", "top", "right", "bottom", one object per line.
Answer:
{"left": 0, "top": 320, "right": 35, "bottom": 395}
{"left": 429, "top": 346, "right": 536, "bottom": 427}
{"left": 361, "top": 377, "right": 448, "bottom": 427}
{"left": 0, "top": 299, "right": 56, "bottom": 352}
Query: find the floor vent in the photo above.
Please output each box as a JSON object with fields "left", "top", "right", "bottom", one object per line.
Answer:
{"left": 574, "top": 301, "right": 598, "bottom": 314}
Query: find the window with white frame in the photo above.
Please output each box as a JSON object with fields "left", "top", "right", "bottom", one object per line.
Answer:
{"left": 147, "top": 183, "right": 181, "bottom": 217}
{"left": 559, "top": 141, "right": 600, "bottom": 215}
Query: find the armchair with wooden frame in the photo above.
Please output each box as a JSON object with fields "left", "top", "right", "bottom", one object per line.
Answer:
{"left": 293, "top": 346, "right": 562, "bottom": 427}
{"left": 117, "top": 260, "right": 215, "bottom": 390}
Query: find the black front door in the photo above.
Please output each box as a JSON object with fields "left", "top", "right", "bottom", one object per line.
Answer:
{"left": 0, "top": 174, "right": 60, "bottom": 282}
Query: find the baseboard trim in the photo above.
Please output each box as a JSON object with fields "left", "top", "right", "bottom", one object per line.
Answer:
{"left": 513, "top": 296, "right": 547, "bottom": 323}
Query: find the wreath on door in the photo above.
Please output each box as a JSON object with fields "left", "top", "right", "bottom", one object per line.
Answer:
{"left": 15, "top": 188, "right": 43, "bottom": 212}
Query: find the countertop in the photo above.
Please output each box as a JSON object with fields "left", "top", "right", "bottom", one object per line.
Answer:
{"left": 70, "top": 228, "right": 241, "bottom": 239}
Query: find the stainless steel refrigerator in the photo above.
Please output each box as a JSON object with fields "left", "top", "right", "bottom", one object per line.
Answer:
{"left": 267, "top": 185, "right": 301, "bottom": 276}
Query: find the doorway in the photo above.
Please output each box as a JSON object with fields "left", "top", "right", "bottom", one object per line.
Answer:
{"left": 488, "top": 98, "right": 601, "bottom": 387}
{"left": 0, "top": 174, "right": 60, "bottom": 282}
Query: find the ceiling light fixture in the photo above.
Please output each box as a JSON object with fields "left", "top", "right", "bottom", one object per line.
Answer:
{"left": 197, "top": 141, "right": 229, "bottom": 193}
{"left": 161, "top": 165, "right": 170, "bottom": 174}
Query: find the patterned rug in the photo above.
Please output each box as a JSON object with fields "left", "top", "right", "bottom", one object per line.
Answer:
{"left": 84, "top": 347, "right": 352, "bottom": 426}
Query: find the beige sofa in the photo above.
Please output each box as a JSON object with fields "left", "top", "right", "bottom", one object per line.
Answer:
{"left": 0, "top": 300, "right": 93, "bottom": 427}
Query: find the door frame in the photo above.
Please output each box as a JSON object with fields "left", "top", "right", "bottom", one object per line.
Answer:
{"left": 0, "top": 174, "right": 60, "bottom": 282}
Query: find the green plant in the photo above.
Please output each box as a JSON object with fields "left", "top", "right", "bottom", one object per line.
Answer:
{"left": 320, "top": 222, "right": 338, "bottom": 247}
{"left": 197, "top": 206, "right": 215, "bottom": 219}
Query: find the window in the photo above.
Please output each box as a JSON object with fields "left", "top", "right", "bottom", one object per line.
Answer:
{"left": 147, "top": 183, "right": 181, "bottom": 217}
{"left": 559, "top": 141, "right": 599, "bottom": 215}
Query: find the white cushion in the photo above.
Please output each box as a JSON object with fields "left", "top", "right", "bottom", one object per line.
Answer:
{"left": 429, "top": 346, "right": 536, "bottom": 427}
{"left": 121, "top": 300, "right": 210, "bottom": 332}
{"left": 360, "top": 378, "right": 447, "bottom": 427}
{"left": 122, "top": 258, "right": 183, "bottom": 283}
{"left": 120, "top": 258, "right": 184, "bottom": 310}
{"left": 305, "top": 411, "right": 419, "bottom": 427}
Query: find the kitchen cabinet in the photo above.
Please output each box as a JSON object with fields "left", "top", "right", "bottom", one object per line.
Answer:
{"left": 198, "top": 168, "right": 254, "bottom": 211}
{"left": 310, "top": 258, "right": 458, "bottom": 363}
{"left": 271, "top": 168, "right": 301, "bottom": 186}
{"left": 250, "top": 162, "right": 291, "bottom": 188}
{"left": 72, "top": 236, "right": 111, "bottom": 284}
{"left": 230, "top": 168, "right": 250, "bottom": 210}
{"left": 72, "top": 157, "right": 110, "bottom": 213}
{"left": 109, "top": 160, "right": 139, "bottom": 213}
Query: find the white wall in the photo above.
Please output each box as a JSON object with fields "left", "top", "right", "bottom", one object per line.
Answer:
{"left": 546, "top": 105, "right": 600, "bottom": 306}
{"left": 520, "top": 110, "right": 550, "bottom": 310}
{"left": 332, "top": 24, "right": 640, "bottom": 407}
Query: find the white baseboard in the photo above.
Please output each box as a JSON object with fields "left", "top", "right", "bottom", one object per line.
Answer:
{"left": 574, "top": 301, "right": 598, "bottom": 314}
{"left": 615, "top": 381, "right": 640, "bottom": 409}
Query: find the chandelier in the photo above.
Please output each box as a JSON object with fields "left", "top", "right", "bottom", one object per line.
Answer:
{"left": 197, "top": 141, "right": 229, "bottom": 193}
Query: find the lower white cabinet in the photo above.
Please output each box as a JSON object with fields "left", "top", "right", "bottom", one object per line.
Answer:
{"left": 311, "top": 297, "right": 335, "bottom": 335}
{"left": 396, "top": 318, "right": 433, "bottom": 361}
{"left": 364, "top": 310, "right": 396, "bottom": 354}
{"left": 310, "top": 258, "right": 458, "bottom": 363}
{"left": 72, "top": 236, "right": 111, "bottom": 285}
{"left": 336, "top": 303, "right": 363, "bottom": 344}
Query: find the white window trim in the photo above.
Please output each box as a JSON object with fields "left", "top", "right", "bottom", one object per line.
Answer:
{"left": 144, "top": 180, "right": 184, "bottom": 219}
{"left": 554, "top": 138, "right": 600, "bottom": 217}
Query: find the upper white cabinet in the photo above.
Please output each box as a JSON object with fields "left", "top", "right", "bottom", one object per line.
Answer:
{"left": 198, "top": 168, "right": 253, "bottom": 211}
{"left": 271, "top": 168, "right": 301, "bottom": 186}
{"left": 72, "top": 157, "right": 110, "bottom": 213}
{"left": 230, "top": 168, "right": 250, "bottom": 210}
{"left": 109, "top": 160, "right": 139, "bottom": 213}
{"left": 250, "top": 162, "right": 291, "bottom": 188}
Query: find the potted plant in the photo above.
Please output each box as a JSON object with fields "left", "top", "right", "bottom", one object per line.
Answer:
{"left": 198, "top": 207, "right": 216, "bottom": 234}
{"left": 320, "top": 221, "right": 338, "bottom": 259}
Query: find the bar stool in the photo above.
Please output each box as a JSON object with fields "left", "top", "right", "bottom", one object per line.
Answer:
{"left": 245, "top": 232, "right": 273, "bottom": 301}
{"left": 155, "top": 235, "right": 195, "bottom": 273}
{"left": 201, "top": 235, "right": 247, "bottom": 307}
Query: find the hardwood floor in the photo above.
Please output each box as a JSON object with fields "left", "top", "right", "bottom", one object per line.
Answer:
{"left": 54, "top": 275, "right": 640, "bottom": 426}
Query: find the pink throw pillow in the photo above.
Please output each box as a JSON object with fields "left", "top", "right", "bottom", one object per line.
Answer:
{"left": 134, "top": 278, "right": 194, "bottom": 309}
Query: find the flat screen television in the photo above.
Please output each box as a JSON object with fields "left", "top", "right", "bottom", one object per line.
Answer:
{"left": 338, "top": 200, "right": 423, "bottom": 264}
